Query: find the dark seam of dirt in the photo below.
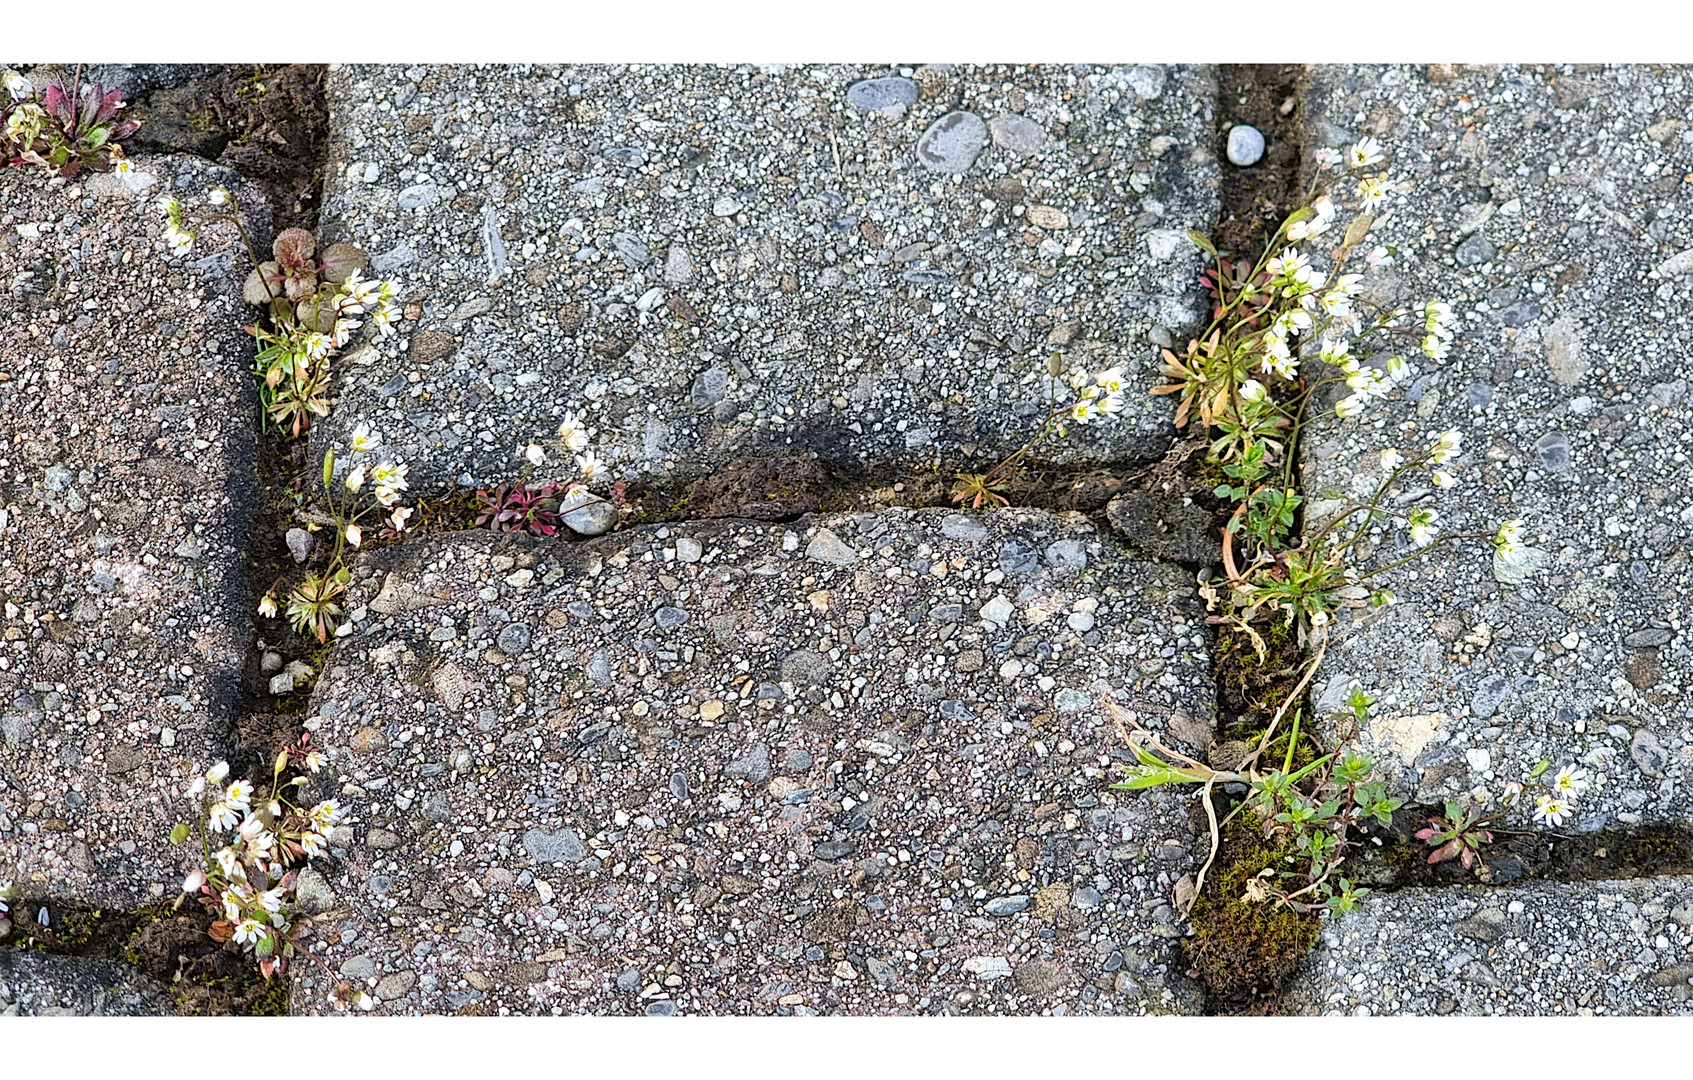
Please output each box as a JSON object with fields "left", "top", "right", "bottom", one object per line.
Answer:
{"left": 1182, "top": 62, "right": 1315, "bottom": 1017}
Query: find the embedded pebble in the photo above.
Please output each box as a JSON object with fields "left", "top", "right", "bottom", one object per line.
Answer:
{"left": 1226, "top": 124, "right": 1265, "bottom": 166}
{"left": 916, "top": 111, "right": 989, "bottom": 174}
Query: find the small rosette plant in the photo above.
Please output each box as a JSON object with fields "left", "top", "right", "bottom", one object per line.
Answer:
{"left": 1, "top": 67, "right": 139, "bottom": 178}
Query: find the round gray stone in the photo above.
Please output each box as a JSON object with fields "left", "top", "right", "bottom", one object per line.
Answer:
{"left": 985, "top": 895, "right": 1030, "bottom": 916}
{"left": 285, "top": 527, "right": 313, "bottom": 563}
{"left": 1533, "top": 430, "right": 1571, "bottom": 472}
{"left": 1456, "top": 233, "right": 1495, "bottom": 266}
{"left": 497, "top": 622, "right": 532, "bottom": 655}
{"left": 1226, "top": 124, "right": 1265, "bottom": 167}
{"left": 916, "top": 111, "right": 989, "bottom": 174}
{"left": 846, "top": 76, "right": 919, "bottom": 111}
{"left": 561, "top": 501, "right": 617, "bottom": 537}
{"left": 522, "top": 827, "right": 586, "bottom": 863}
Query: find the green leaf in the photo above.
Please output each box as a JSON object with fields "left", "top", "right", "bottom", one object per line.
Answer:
{"left": 1528, "top": 758, "right": 1551, "bottom": 780}
{"left": 1112, "top": 765, "right": 1203, "bottom": 791}
{"left": 1185, "top": 230, "right": 1218, "bottom": 257}
{"left": 168, "top": 822, "right": 190, "bottom": 845}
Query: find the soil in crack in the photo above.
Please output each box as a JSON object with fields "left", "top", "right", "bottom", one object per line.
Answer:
{"left": 127, "top": 65, "right": 329, "bottom": 232}
{"left": 3, "top": 900, "right": 289, "bottom": 1015}
{"left": 1177, "top": 63, "right": 1316, "bottom": 1016}
{"left": 1214, "top": 63, "right": 1308, "bottom": 258}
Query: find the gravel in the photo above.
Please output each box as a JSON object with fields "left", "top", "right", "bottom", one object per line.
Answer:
{"left": 0, "top": 949, "right": 174, "bottom": 1016}
{"left": 1285, "top": 876, "right": 1693, "bottom": 1015}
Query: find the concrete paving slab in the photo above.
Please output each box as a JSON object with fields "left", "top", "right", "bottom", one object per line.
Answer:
{"left": 1298, "top": 64, "right": 1693, "bottom": 828}
{"left": 1285, "top": 875, "right": 1693, "bottom": 1016}
{"left": 307, "top": 63, "right": 1219, "bottom": 491}
{"left": 288, "top": 507, "right": 1213, "bottom": 1014}
{"left": 0, "top": 158, "right": 262, "bottom": 906}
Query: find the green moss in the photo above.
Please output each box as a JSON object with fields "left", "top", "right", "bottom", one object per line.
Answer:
{"left": 1185, "top": 815, "right": 1321, "bottom": 1004}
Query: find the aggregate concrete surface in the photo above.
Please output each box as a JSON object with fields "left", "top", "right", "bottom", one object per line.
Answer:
{"left": 306, "top": 63, "right": 1219, "bottom": 491}
{"left": 1298, "top": 63, "right": 1693, "bottom": 828}
{"left": 287, "top": 508, "right": 1212, "bottom": 1014}
{"left": 0, "top": 158, "right": 262, "bottom": 908}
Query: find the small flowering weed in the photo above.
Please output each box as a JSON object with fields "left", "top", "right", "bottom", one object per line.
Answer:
{"left": 1, "top": 66, "right": 140, "bottom": 178}
{"left": 171, "top": 740, "right": 372, "bottom": 1009}
{"left": 155, "top": 190, "right": 401, "bottom": 438}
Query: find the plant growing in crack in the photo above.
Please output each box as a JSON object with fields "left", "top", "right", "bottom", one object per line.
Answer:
{"left": 950, "top": 356, "right": 1131, "bottom": 510}
{"left": 259, "top": 448, "right": 418, "bottom": 642}
{"left": 156, "top": 188, "right": 402, "bottom": 438}
{"left": 170, "top": 747, "right": 374, "bottom": 1010}
{"left": 1144, "top": 135, "right": 1542, "bottom": 659}
{"left": 1, "top": 66, "right": 140, "bottom": 178}
{"left": 470, "top": 413, "right": 623, "bottom": 537}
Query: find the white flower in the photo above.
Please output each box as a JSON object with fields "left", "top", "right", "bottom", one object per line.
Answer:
{"left": 1385, "top": 354, "right": 1412, "bottom": 384}
{"left": 349, "top": 424, "right": 381, "bottom": 454}
{"left": 1273, "top": 309, "right": 1312, "bottom": 338}
{"left": 371, "top": 300, "right": 400, "bottom": 337}
{"left": 1070, "top": 394, "right": 1101, "bottom": 423}
{"left": 156, "top": 195, "right": 182, "bottom": 219}
{"left": 331, "top": 318, "right": 359, "bottom": 348}
{"left": 1318, "top": 336, "right": 1351, "bottom": 366}
{"left": 1267, "top": 248, "right": 1314, "bottom": 286}
{"left": 1422, "top": 334, "right": 1452, "bottom": 360}
{"left": 388, "top": 505, "right": 414, "bottom": 533}
{"left": 163, "top": 224, "right": 195, "bottom": 256}
{"left": 257, "top": 887, "right": 286, "bottom": 914}
{"left": 224, "top": 780, "right": 254, "bottom": 811}
{"left": 345, "top": 523, "right": 362, "bottom": 548}
{"left": 1312, "top": 147, "right": 1341, "bottom": 168}
{"left": 1346, "top": 368, "right": 1387, "bottom": 400}
{"left": 1348, "top": 136, "right": 1384, "bottom": 169}
{"left": 1493, "top": 519, "right": 1528, "bottom": 566}
{"left": 557, "top": 412, "right": 590, "bottom": 453}
{"left": 578, "top": 451, "right": 609, "bottom": 482}
{"left": 208, "top": 187, "right": 231, "bottom": 206}
{"left": 345, "top": 465, "right": 367, "bottom": 493}
{"left": 1099, "top": 390, "right": 1126, "bottom": 415}
{"left": 214, "top": 847, "right": 245, "bottom": 881}
{"left": 257, "top": 592, "right": 278, "bottom": 619}
{"left": 1533, "top": 794, "right": 1571, "bottom": 827}
{"left": 305, "top": 750, "right": 327, "bottom": 774}
{"left": 1094, "top": 367, "right": 1127, "bottom": 395}
{"left": 1552, "top": 765, "right": 1589, "bottom": 800}
{"left": 1261, "top": 350, "right": 1298, "bottom": 380}
{"left": 370, "top": 460, "right": 408, "bottom": 491}
{"left": 1432, "top": 469, "right": 1458, "bottom": 489}
{"left": 233, "top": 918, "right": 268, "bottom": 946}
{"left": 1320, "top": 289, "right": 1355, "bottom": 318}
{"left": 356, "top": 992, "right": 376, "bottom": 1011}
{"left": 1408, "top": 508, "right": 1439, "bottom": 548}
{"left": 309, "top": 800, "right": 345, "bottom": 830}
{"left": 1239, "top": 380, "right": 1267, "bottom": 403}
{"left": 4, "top": 71, "right": 32, "bottom": 102}
{"left": 299, "top": 831, "right": 329, "bottom": 858}
{"left": 1357, "top": 175, "right": 1392, "bottom": 210}
{"left": 1428, "top": 429, "right": 1463, "bottom": 466}
{"left": 1364, "top": 245, "right": 1392, "bottom": 267}
{"left": 205, "top": 761, "right": 231, "bottom": 785}
{"left": 1334, "top": 395, "right": 1365, "bottom": 419}
{"left": 525, "top": 443, "right": 547, "bottom": 466}
{"left": 1379, "top": 448, "right": 1404, "bottom": 470}
{"left": 182, "top": 869, "right": 207, "bottom": 894}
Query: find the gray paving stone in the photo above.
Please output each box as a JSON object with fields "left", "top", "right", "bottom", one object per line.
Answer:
{"left": 1298, "top": 64, "right": 1693, "bottom": 828}
{"left": 0, "top": 949, "right": 174, "bottom": 1016}
{"left": 0, "top": 157, "right": 261, "bottom": 906}
{"left": 1285, "top": 876, "right": 1693, "bottom": 1016}
{"left": 288, "top": 507, "right": 1212, "bottom": 1014}
{"left": 307, "top": 64, "right": 1219, "bottom": 492}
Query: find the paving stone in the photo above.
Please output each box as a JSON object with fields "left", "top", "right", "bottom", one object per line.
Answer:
{"left": 307, "top": 64, "right": 1219, "bottom": 492}
{"left": 0, "top": 158, "right": 262, "bottom": 907}
{"left": 1299, "top": 65, "right": 1693, "bottom": 828}
{"left": 288, "top": 507, "right": 1212, "bottom": 1014}
{"left": 0, "top": 949, "right": 174, "bottom": 1016}
{"left": 1285, "top": 876, "right": 1693, "bottom": 1016}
